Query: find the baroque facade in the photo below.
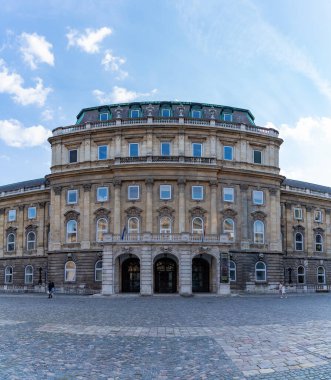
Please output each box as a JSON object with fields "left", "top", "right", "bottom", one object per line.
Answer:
{"left": 0, "top": 101, "right": 330, "bottom": 295}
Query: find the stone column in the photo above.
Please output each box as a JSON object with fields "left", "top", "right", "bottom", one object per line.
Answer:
{"left": 140, "top": 245, "right": 152, "bottom": 295}
{"left": 115, "top": 134, "right": 121, "bottom": 157}
{"left": 210, "top": 135, "right": 216, "bottom": 158}
{"left": 210, "top": 180, "right": 218, "bottom": 234}
{"left": 146, "top": 131, "right": 153, "bottom": 156}
{"left": 37, "top": 202, "right": 46, "bottom": 255}
{"left": 102, "top": 244, "right": 114, "bottom": 295}
{"left": 17, "top": 205, "right": 24, "bottom": 256}
{"left": 306, "top": 206, "right": 313, "bottom": 255}
{"left": 179, "top": 247, "right": 192, "bottom": 296}
{"left": 269, "top": 188, "right": 281, "bottom": 251}
{"left": 178, "top": 132, "right": 185, "bottom": 156}
{"left": 240, "top": 184, "right": 249, "bottom": 249}
{"left": 113, "top": 178, "right": 122, "bottom": 235}
{"left": 0, "top": 208, "right": 4, "bottom": 256}
{"left": 81, "top": 184, "right": 91, "bottom": 249}
{"left": 326, "top": 209, "right": 331, "bottom": 255}
{"left": 50, "top": 186, "right": 62, "bottom": 251}
{"left": 145, "top": 177, "right": 154, "bottom": 233}
{"left": 285, "top": 203, "right": 292, "bottom": 254}
{"left": 178, "top": 177, "right": 186, "bottom": 233}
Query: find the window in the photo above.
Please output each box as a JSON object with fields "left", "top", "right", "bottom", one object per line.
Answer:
{"left": 25, "top": 265, "right": 33, "bottom": 284}
{"left": 191, "top": 109, "right": 201, "bottom": 118}
{"left": 5, "top": 266, "right": 13, "bottom": 284}
{"left": 67, "top": 190, "right": 78, "bottom": 204}
{"left": 223, "top": 113, "right": 232, "bottom": 122}
{"left": 192, "top": 217, "right": 203, "bottom": 234}
{"left": 96, "top": 218, "right": 108, "bottom": 242}
{"left": 98, "top": 145, "right": 108, "bottom": 160}
{"left": 192, "top": 186, "right": 203, "bottom": 200}
{"left": 317, "top": 266, "right": 325, "bottom": 284}
{"left": 161, "top": 108, "right": 171, "bottom": 117}
{"left": 99, "top": 112, "right": 109, "bottom": 121}
{"left": 128, "top": 185, "right": 139, "bottom": 200}
{"left": 27, "top": 231, "right": 36, "bottom": 250}
{"left": 254, "top": 220, "right": 264, "bottom": 244}
{"left": 28, "top": 207, "right": 36, "bottom": 219}
{"left": 8, "top": 209, "right": 16, "bottom": 222}
{"left": 69, "top": 149, "right": 78, "bottom": 163}
{"left": 314, "top": 210, "right": 322, "bottom": 222}
{"left": 315, "top": 234, "right": 323, "bottom": 252}
{"left": 129, "top": 143, "right": 139, "bottom": 157}
{"left": 160, "top": 217, "right": 172, "bottom": 234}
{"left": 161, "top": 142, "right": 171, "bottom": 156}
{"left": 7, "top": 233, "right": 15, "bottom": 251}
{"left": 253, "top": 190, "right": 264, "bottom": 205}
{"left": 192, "top": 143, "right": 202, "bottom": 157}
{"left": 65, "top": 261, "right": 76, "bottom": 282}
{"left": 66, "top": 220, "right": 77, "bottom": 243}
{"left": 160, "top": 185, "right": 171, "bottom": 200}
{"left": 95, "top": 260, "right": 103, "bottom": 282}
{"left": 223, "top": 146, "right": 233, "bottom": 161}
{"left": 297, "top": 266, "right": 305, "bottom": 284}
{"left": 223, "top": 187, "right": 234, "bottom": 202}
{"left": 253, "top": 150, "right": 262, "bottom": 164}
{"left": 294, "top": 208, "right": 302, "bottom": 220}
{"left": 255, "top": 262, "right": 266, "bottom": 282}
{"left": 130, "top": 109, "right": 140, "bottom": 118}
{"left": 97, "top": 187, "right": 108, "bottom": 202}
{"left": 223, "top": 218, "right": 235, "bottom": 241}
{"left": 295, "top": 232, "right": 303, "bottom": 251}
{"left": 229, "top": 261, "right": 236, "bottom": 282}
{"left": 128, "top": 217, "right": 139, "bottom": 234}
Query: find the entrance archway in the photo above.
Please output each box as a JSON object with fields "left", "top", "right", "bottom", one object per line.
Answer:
{"left": 154, "top": 257, "right": 177, "bottom": 293}
{"left": 122, "top": 257, "right": 140, "bottom": 293}
{"left": 192, "top": 257, "right": 210, "bottom": 292}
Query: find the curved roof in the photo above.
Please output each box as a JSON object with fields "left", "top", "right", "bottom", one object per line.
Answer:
{"left": 0, "top": 178, "right": 47, "bottom": 193}
{"left": 283, "top": 178, "right": 331, "bottom": 195}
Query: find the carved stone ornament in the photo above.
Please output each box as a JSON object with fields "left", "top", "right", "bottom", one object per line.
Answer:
{"left": 158, "top": 206, "right": 175, "bottom": 218}
{"left": 269, "top": 188, "right": 278, "bottom": 196}
{"left": 6, "top": 226, "right": 17, "bottom": 234}
{"left": 115, "top": 106, "right": 123, "bottom": 119}
{"left": 199, "top": 246, "right": 210, "bottom": 254}
{"left": 83, "top": 184, "right": 92, "bottom": 192}
{"left": 25, "top": 224, "right": 38, "bottom": 233}
{"left": 160, "top": 246, "right": 173, "bottom": 254}
{"left": 145, "top": 177, "right": 154, "bottom": 186}
{"left": 306, "top": 205, "right": 313, "bottom": 212}
{"left": 239, "top": 184, "right": 249, "bottom": 191}
{"left": 209, "top": 180, "right": 218, "bottom": 188}
{"left": 285, "top": 202, "right": 292, "bottom": 210}
{"left": 313, "top": 227, "right": 324, "bottom": 234}
{"left": 209, "top": 107, "right": 216, "bottom": 119}
{"left": 122, "top": 246, "right": 132, "bottom": 255}
{"left": 189, "top": 206, "right": 207, "bottom": 218}
{"left": 220, "top": 208, "right": 237, "bottom": 218}
{"left": 0, "top": 208, "right": 4, "bottom": 216}
{"left": 53, "top": 186, "right": 62, "bottom": 195}
{"left": 178, "top": 104, "right": 184, "bottom": 117}
{"left": 38, "top": 202, "right": 46, "bottom": 208}
{"left": 293, "top": 224, "right": 305, "bottom": 232}
{"left": 146, "top": 104, "right": 154, "bottom": 116}
{"left": 94, "top": 208, "right": 111, "bottom": 219}
{"left": 251, "top": 211, "right": 267, "bottom": 221}
{"left": 177, "top": 177, "right": 186, "bottom": 187}
{"left": 125, "top": 206, "right": 143, "bottom": 217}
{"left": 64, "top": 210, "right": 80, "bottom": 221}
{"left": 112, "top": 178, "right": 122, "bottom": 188}
{"left": 19, "top": 205, "right": 25, "bottom": 211}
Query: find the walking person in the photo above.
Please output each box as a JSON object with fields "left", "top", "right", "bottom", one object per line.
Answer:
{"left": 281, "top": 283, "right": 287, "bottom": 298}
{"left": 48, "top": 281, "right": 55, "bottom": 298}
{"left": 278, "top": 282, "right": 283, "bottom": 298}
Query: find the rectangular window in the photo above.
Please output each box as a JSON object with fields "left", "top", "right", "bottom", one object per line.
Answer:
{"left": 28, "top": 207, "right": 37, "bottom": 219}
{"left": 253, "top": 190, "right": 264, "bottom": 205}
{"left": 223, "top": 187, "right": 234, "bottom": 202}
{"left": 99, "top": 113, "right": 109, "bottom": 121}
{"left": 192, "top": 143, "right": 202, "bottom": 157}
{"left": 223, "top": 146, "right": 233, "bottom": 161}
{"left": 160, "top": 185, "right": 171, "bottom": 200}
{"left": 98, "top": 145, "right": 108, "bottom": 160}
{"left": 69, "top": 149, "right": 78, "bottom": 163}
{"left": 192, "top": 186, "right": 203, "bottom": 200}
{"left": 223, "top": 113, "right": 233, "bottom": 122}
{"left": 128, "top": 185, "right": 139, "bottom": 200}
{"left": 97, "top": 187, "right": 108, "bottom": 202}
{"left": 253, "top": 150, "right": 262, "bottom": 164}
{"left": 161, "top": 142, "right": 171, "bottom": 156}
{"left": 161, "top": 109, "right": 171, "bottom": 117}
{"left": 129, "top": 143, "right": 139, "bottom": 157}
{"left": 314, "top": 210, "right": 322, "bottom": 222}
{"left": 67, "top": 190, "right": 78, "bottom": 204}
{"left": 192, "top": 110, "right": 202, "bottom": 118}
{"left": 294, "top": 208, "right": 302, "bottom": 220}
{"left": 130, "top": 109, "right": 140, "bottom": 118}
{"left": 8, "top": 209, "right": 16, "bottom": 222}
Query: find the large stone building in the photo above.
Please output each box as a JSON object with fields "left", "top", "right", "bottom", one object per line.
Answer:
{"left": 1, "top": 101, "right": 330, "bottom": 295}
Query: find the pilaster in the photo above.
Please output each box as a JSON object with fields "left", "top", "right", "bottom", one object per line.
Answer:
{"left": 81, "top": 184, "right": 91, "bottom": 249}
{"left": 178, "top": 177, "right": 186, "bottom": 233}
{"left": 113, "top": 178, "right": 121, "bottom": 235}
{"left": 210, "top": 180, "right": 218, "bottom": 234}
{"left": 145, "top": 177, "right": 154, "bottom": 232}
{"left": 140, "top": 246, "right": 152, "bottom": 295}
{"left": 102, "top": 245, "right": 114, "bottom": 295}
{"left": 240, "top": 184, "right": 249, "bottom": 249}
{"left": 179, "top": 248, "right": 192, "bottom": 296}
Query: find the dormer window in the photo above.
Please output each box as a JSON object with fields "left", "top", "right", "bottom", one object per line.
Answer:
{"left": 161, "top": 108, "right": 171, "bottom": 117}
{"left": 223, "top": 113, "right": 233, "bottom": 122}
{"left": 191, "top": 110, "right": 202, "bottom": 118}
{"left": 99, "top": 112, "right": 109, "bottom": 121}
{"left": 130, "top": 109, "right": 141, "bottom": 118}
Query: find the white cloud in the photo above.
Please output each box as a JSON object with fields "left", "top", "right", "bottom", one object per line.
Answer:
{"left": 101, "top": 49, "right": 128, "bottom": 79}
{"left": 93, "top": 86, "right": 158, "bottom": 104}
{"left": 20, "top": 32, "right": 54, "bottom": 69}
{"left": 41, "top": 108, "right": 54, "bottom": 121}
{"left": 66, "top": 27, "right": 112, "bottom": 54}
{"left": 0, "top": 119, "right": 52, "bottom": 148}
{"left": 0, "top": 59, "right": 52, "bottom": 106}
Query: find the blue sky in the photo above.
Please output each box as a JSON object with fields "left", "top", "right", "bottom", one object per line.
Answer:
{"left": 1, "top": 0, "right": 331, "bottom": 186}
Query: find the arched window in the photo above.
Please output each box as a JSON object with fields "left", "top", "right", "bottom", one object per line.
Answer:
{"left": 5, "top": 266, "right": 13, "bottom": 284}
{"left": 317, "top": 266, "right": 325, "bottom": 284}
{"left": 27, "top": 231, "right": 36, "bottom": 250}
{"left": 229, "top": 260, "right": 236, "bottom": 282}
{"left": 96, "top": 218, "right": 108, "bottom": 242}
{"left": 253, "top": 220, "right": 264, "bottom": 244}
{"left": 160, "top": 217, "right": 172, "bottom": 234}
{"left": 66, "top": 220, "right": 77, "bottom": 243}
{"left": 128, "top": 217, "right": 139, "bottom": 234}
{"left": 295, "top": 232, "right": 303, "bottom": 251}
{"left": 315, "top": 234, "right": 323, "bottom": 252}
{"left": 65, "top": 261, "right": 76, "bottom": 282}
{"left": 297, "top": 266, "right": 305, "bottom": 284}
{"left": 95, "top": 260, "right": 102, "bottom": 282}
{"left": 7, "top": 233, "right": 15, "bottom": 251}
{"left": 223, "top": 218, "right": 235, "bottom": 241}
{"left": 25, "top": 265, "right": 33, "bottom": 284}
{"left": 255, "top": 262, "right": 266, "bottom": 282}
{"left": 192, "top": 217, "right": 203, "bottom": 234}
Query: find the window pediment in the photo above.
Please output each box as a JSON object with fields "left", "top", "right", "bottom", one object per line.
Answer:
{"left": 26, "top": 224, "right": 38, "bottom": 232}
{"left": 64, "top": 210, "right": 80, "bottom": 221}
{"left": 293, "top": 224, "right": 305, "bottom": 232}
{"left": 313, "top": 227, "right": 324, "bottom": 234}
{"left": 94, "top": 208, "right": 110, "bottom": 219}
{"left": 251, "top": 211, "right": 267, "bottom": 221}
{"left": 189, "top": 206, "right": 207, "bottom": 218}
{"left": 220, "top": 208, "right": 237, "bottom": 218}
{"left": 125, "top": 206, "right": 143, "bottom": 217}
{"left": 157, "top": 206, "right": 175, "bottom": 218}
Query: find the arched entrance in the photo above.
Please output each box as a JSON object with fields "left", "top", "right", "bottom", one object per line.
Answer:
{"left": 154, "top": 257, "right": 177, "bottom": 293}
{"left": 122, "top": 257, "right": 140, "bottom": 293}
{"left": 192, "top": 257, "right": 210, "bottom": 292}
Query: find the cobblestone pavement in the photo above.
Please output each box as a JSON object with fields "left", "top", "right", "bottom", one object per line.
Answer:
{"left": 1, "top": 293, "right": 331, "bottom": 379}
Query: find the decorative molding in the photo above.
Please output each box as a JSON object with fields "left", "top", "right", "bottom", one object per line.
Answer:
{"left": 239, "top": 184, "right": 249, "bottom": 191}
{"left": 157, "top": 206, "right": 175, "bottom": 218}
{"left": 122, "top": 246, "right": 133, "bottom": 255}
{"left": 177, "top": 177, "right": 186, "bottom": 187}
{"left": 113, "top": 178, "right": 122, "bottom": 188}
{"left": 94, "top": 207, "right": 111, "bottom": 219}
{"left": 178, "top": 104, "right": 184, "bottom": 117}
{"left": 64, "top": 210, "right": 80, "bottom": 221}
{"left": 53, "top": 186, "right": 62, "bottom": 195}
{"left": 293, "top": 224, "right": 305, "bottom": 232}
{"left": 209, "top": 107, "right": 216, "bottom": 119}
{"left": 0, "top": 208, "right": 5, "bottom": 216}
{"left": 160, "top": 246, "right": 173, "bottom": 254}
{"left": 115, "top": 106, "right": 123, "bottom": 119}
{"left": 313, "top": 227, "right": 324, "bottom": 234}
{"left": 189, "top": 206, "right": 207, "bottom": 218}
{"left": 145, "top": 177, "right": 154, "bottom": 186}
{"left": 18, "top": 205, "right": 24, "bottom": 211}
{"left": 25, "top": 224, "right": 38, "bottom": 232}
{"left": 285, "top": 202, "right": 292, "bottom": 210}
{"left": 209, "top": 180, "right": 218, "bottom": 188}
{"left": 306, "top": 205, "right": 313, "bottom": 212}
{"left": 269, "top": 188, "right": 278, "bottom": 196}
{"left": 125, "top": 206, "right": 143, "bottom": 217}
{"left": 251, "top": 211, "right": 267, "bottom": 221}
{"left": 38, "top": 202, "right": 46, "bottom": 208}
{"left": 146, "top": 104, "right": 154, "bottom": 116}
{"left": 83, "top": 184, "right": 92, "bottom": 192}
{"left": 221, "top": 208, "right": 237, "bottom": 218}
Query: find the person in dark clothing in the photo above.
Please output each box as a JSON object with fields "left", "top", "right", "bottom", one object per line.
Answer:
{"left": 48, "top": 281, "right": 55, "bottom": 298}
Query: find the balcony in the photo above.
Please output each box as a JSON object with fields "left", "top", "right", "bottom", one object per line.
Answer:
{"left": 116, "top": 156, "right": 216, "bottom": 165}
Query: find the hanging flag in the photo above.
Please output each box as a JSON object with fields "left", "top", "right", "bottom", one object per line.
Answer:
{"left": 121, "top": 225, "right": 127, "bottom": 240}
{"left": 201, "top": 224, "right": 206, "bottom": 242}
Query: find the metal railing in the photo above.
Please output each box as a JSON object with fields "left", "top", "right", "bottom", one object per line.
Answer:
{"left": 103, "top": 233, "right": 230, "bottom": 243}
